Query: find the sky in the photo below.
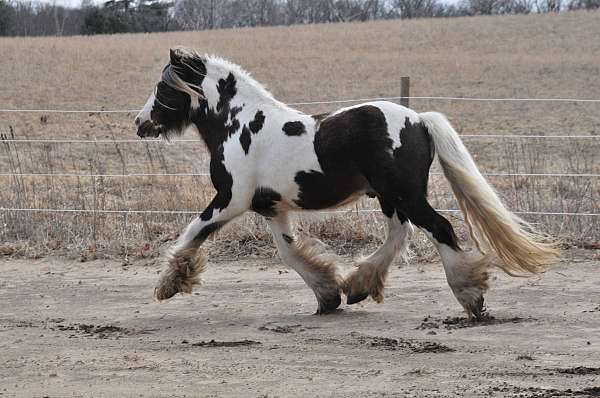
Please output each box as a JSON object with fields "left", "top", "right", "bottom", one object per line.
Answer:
{"left": 38, "top": 0, "right": 102, "bottom": 7}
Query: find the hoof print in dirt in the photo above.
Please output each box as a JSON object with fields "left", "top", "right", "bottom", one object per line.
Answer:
{"left": 554, "top": 366, "right": 600, "bottom": 375}
{"left": 189, "top": 339, "right": 261, "bottom": 348}
{"left": 51, "top": 322, "right": 141, "bottom": 339}
{"left": 351, "top": 332, "right": 454, "bottom": 354}
{"left": 259, "top": 323, "right": 305, "bottom": 333}
{"left": 417, "top": 314, "right": 534, "bottom": 331}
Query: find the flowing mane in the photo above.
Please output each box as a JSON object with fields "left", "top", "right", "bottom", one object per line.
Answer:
{"left": 163, "top": 47, "right": 291, "bottom": 111}
{"left": 203, "top": 54, "right": 295, "bottom": 111}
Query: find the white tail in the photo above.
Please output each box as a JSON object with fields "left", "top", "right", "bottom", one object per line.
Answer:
{"left": 419, "top": 112, "right": 559, "bottom": 275}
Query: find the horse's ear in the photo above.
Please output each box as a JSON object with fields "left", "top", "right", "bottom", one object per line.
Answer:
{"left": 170, "top": 48, "right": 182, "bottom": 65}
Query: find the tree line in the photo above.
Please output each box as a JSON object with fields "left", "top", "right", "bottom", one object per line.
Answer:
{"left": 0, "top": 0, "right": 598, "bottom": 36}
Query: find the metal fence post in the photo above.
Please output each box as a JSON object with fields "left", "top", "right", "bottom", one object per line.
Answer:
{"left": 400, "top": 76, "right": 410, "bottom": 108}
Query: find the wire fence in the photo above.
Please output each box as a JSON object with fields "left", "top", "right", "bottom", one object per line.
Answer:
{"left": 1, "top": 171, "right": 599, "bottom": 178}
{"left": 2, "top": 93, "right": 600, "bottom": 114}
{"left": 1, "top": 134, "right": 599, "bottom": 144}
{"left": 2, "top": 93, "right": 599, "bottom": 219}
{"left": 1, "top": 207, "right": 598, "bottom": 217}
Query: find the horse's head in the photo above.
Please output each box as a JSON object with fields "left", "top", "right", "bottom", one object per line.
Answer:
{"left": 136, "top": 47, "right": 206, "bottom": 139}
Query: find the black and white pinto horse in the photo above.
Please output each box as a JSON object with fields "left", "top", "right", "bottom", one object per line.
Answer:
{"left": 136, "top": 48, "right": 559, "bottom": 319}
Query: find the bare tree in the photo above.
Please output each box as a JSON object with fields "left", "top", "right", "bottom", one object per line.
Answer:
{"left": 535, "top": 0, "right": 562, "bottom": 11}
{"left": 393, "top": 0, "right": 442, "bottom": 18}
{"left": 567, "top": 0, "right": 600, "bottom": 8}
{"left": 53, "top": 1, "right": 70, "bottom": 35}
{"left": 501, "top": 0, "right": 535, "bottom": 13}
{"left": 173, "top": 0, "right": 219, "bottom": 30}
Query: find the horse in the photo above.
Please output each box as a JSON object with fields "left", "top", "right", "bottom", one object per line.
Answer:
{"left": 135, "top": 47, "right": 559, "bottom": 320}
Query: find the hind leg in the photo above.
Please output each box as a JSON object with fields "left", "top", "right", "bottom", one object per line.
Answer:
{"left": 344, "top": 198, "right": 413, "bottom": 304}
{"left": 267, "top": 212, "right": 343, "bottom": 314}
{"left": 354, "top": 119, "right": 486, "bottom": 317}
{"left": 398, "top": 196, "right": 489, "bottom": 320}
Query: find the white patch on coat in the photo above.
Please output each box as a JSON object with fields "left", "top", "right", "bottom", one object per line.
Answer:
{"left": 418, "top": 229, "right": 478, "bottom": 298}
{"left": 136, "top": 91, "right": 155, "bottom": 125}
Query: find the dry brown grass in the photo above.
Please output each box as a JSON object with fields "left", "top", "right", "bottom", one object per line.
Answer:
{"left": 0, "top": 10, "right": 598, "bottom": 260}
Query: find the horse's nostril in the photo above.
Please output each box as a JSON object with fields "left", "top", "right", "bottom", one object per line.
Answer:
{"left": 135, "top": 117, "right": 141, "bottom": 126}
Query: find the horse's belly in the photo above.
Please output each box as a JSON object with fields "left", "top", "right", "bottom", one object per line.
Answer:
{"left": 292, "top": 171, "right": 370, "bottom": 210}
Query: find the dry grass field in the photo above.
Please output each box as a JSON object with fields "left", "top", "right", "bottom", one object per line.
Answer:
{"left": 1, "top": 11, "right": 599, "bottom": 398}
{"left": 1, "top": 10, "right": 599, "bottom": 260}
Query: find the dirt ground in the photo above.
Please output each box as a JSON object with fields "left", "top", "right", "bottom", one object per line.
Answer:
{"left": 1, "top": 253, "right": 598, "bottom": 398}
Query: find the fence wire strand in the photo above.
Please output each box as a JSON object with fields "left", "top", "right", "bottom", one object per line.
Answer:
{"left": 1, "top": 134, "right": 598, "bottom": 144}
{"left": 1, "top": 172, "right": 599, "bottom": 178}
{"left": 1, "top": 207, "right": 598, "bottom": 217}
{"left": 2, "top": 94, "right": 600, "bottom": 114}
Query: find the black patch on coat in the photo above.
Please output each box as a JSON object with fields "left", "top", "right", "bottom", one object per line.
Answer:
{"left": 216, "top": 73, "right": 237, "bottom": 112}
{"left": 249, "top": 111, "right": 265, "bottom": 134}
{"left": 239, "top": 111, "right": 266, "bottom": 154}
{"left": 251, "top": 187, "right": 282, "bottom": 218}
{"left": 230, "top": 106, "right": 243, "bottom": 119}
{"left": 377, "top": 196, "right": 396, "bottom": 219}
{"left": 388, "top": 118, "right": 458, "bottom": 250}
{"left": 227, "top": 114, "right": 241, "bottom": 137}
{"left": 239, "top": 126, "right": 252, "bottom": 154}
{"left": 294, "top": 170, "right": 368, "bottom": 210}
{"left": 432, "top": 217, "right": 460, "bottom": 249}
{"left": 198, "top": 146, "right": 233, "bottom": 221}
{"left": 193, "top": 221, "right": 225, "bottom": 243}
{"left": 293, "top": 105, "right": 390, "bottom": 209}
{"left": 192, "top": 75, "right": 241, "bottom": 153}
{"left": 313, "top": 105, "right": 393, "bottom": 175}
{"left": 282, "top": 121, "right": 306, "bottom": 136}
{"left": 392, "top": 117, "right": 434, "bottom": 197}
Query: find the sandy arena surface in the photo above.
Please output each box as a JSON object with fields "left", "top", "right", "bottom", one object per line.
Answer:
{"left": 1, "top": 255, "right": 598, "bottom": 397}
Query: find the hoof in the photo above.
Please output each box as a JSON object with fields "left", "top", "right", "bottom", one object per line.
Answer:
{"left": 449, "top": 260, "right": 490, "bottom": 322}
{"left": 154, "top": 283, "right": 180, "bottom": 301}
{"left": 315, "top": 294, "right": 342, "bottom": 315}
{"left": 465, "top": 295, "right": 486, "bottom": 322}
{"left": 346, "top": 290, "right": 369, "bottom": 305}
{"left": 154, "top": 248, "right": 205, "bottom": 301}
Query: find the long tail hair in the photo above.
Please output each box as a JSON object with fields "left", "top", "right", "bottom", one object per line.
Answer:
{"left": 419, "top": 112, "right": 559, "bottom": 275}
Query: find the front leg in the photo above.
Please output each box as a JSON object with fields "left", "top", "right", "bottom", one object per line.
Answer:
{"left": 268, "top": 213, "right": 343, "bottom": 314}
{"left": 155, "top": 193, "right": 246, "bottom": 300}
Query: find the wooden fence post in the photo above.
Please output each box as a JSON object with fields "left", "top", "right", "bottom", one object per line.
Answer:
{"left": 400, "top": 76, "right": 410, "bottom": 108}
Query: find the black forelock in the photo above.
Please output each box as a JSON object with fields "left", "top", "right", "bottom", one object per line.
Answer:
{"left": 151, "top": 81, "right": 191, "bottom": 136}
{"left": 169, "top": 54, "right": 207, "bottom": 89}
{"left": 150, "top": 55, "right": 208, "bottom": 137}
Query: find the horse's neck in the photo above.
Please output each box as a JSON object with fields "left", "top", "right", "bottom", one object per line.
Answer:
{"left": 207, "top": 72, "right": 293, "bottom": 112}
{"left": 197, "top": 70, "right": 307, "bottom": 153}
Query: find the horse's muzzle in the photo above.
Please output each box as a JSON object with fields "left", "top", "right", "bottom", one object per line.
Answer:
{"left": 137, "top": 120, "right": 163, "bottom": 138}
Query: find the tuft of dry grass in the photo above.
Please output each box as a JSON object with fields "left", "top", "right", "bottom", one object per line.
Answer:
{"left": 0, "top": 11, "right": 598, "bottom": 260}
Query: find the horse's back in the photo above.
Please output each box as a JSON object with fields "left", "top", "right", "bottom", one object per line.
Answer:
{"left": 314, "top": 101, "right": 425, "bottom": 170}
